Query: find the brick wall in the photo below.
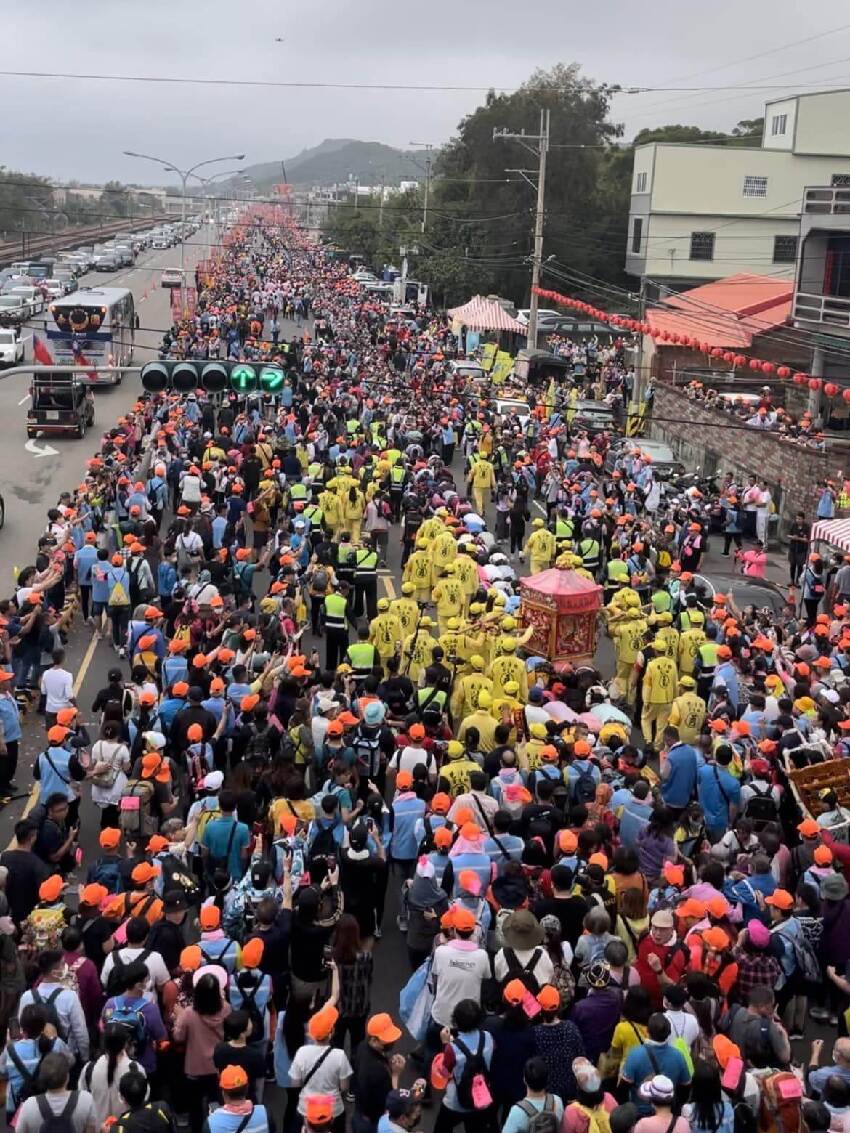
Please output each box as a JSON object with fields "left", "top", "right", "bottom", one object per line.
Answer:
{"left": 649, "top": 384, "right": 848, "bottom": 531}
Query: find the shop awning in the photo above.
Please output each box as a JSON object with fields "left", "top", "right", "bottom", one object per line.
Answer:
{"left": 448, "top": 295, "right": 527, "bottom": 334}
{"left": 811, "top": 518, "right": 850, "bottom": 554}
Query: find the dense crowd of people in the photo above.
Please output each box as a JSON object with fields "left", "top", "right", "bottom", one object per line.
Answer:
{"left": 0, "top": 206, "right": 848, "bottom": 1133}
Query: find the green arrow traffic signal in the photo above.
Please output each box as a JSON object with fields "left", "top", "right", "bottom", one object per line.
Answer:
{"left": 230, "top": 364, "right": 258, "bottom": 392}
{"left": 259, "top": 365, "right": 285, "bottom": 393}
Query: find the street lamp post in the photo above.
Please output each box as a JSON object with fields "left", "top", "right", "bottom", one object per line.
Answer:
{"left": 122, "top": 150, "right": 245, "bottom": 282}
{"left": 190, "top": 169, "right": 244, "bottom": 255}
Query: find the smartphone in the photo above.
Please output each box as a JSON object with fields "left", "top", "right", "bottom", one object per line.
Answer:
{"left": 322, "top": 944, "right": 333, "bottom": 967}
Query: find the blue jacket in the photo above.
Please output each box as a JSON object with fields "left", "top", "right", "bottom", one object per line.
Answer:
{"left": 390, "top": 794, "right": 427, "bottom": 861}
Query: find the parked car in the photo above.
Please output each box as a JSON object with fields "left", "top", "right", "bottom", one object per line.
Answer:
{"left": 160, "top": 268, "right": 184, "bottom": 289}
{"left": 572, "top": 399, "right": 615, "bottom": 436}
{"left": 0, "top": 296, "right": 29, "bottom": 325}
{"left": 9, "top": 286, "right": 43, "bottom": 316}
{"left": 0, "top": 328, "right": 24, "bottom": 367}
{"left": 604, "top": 439, "right": 685, "bottom": 481}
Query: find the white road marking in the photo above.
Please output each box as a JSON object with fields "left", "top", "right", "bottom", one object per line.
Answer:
{"left": 24, "top": 439, "right": 58, "bottom": 457}
{"left": 533, "top": 500, "right": 546, "bottom": 514}
{"left": 17, "top": 394, "right": 29, "bottom": 406}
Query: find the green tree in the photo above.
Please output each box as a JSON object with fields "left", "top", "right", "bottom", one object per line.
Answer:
{"left": 101, "top": 180, "right": 131, "bottom": 218}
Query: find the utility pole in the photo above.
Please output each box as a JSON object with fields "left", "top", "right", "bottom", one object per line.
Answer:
{"left": 378, "top": 175, "right": 385, "bottom": 230}
{"left": 494, "top": 109, "right": 550, "bottom": 350}
{"left": 633, "top": 275, "right": 648, "bottom": 411}
{"left": 410, "top": 143, "right": 435, "bottom": 234}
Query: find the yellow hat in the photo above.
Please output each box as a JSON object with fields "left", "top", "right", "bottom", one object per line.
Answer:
{"left": 447, "top": 740, "right": 464, "bottom": 759}
{"left": 401, "top": 582, "right": 414, "bottom": 595}
{"left": 532, "top": 517, "right": 545, "bottom": 528}
{"left": 493, "top": 592, "right": 507, "bottom": 607}
{"left": 487, "top": 588, "right": 499, "bottom": 600}
{"left": 652, "top": 637, "right": 669, "bottom": 652}
{"left": 500, "top": 636, "right": 517, "bottom": 652}
{"left": 470, "top": 654, "right": 486, "bottom": 670}
{"left": 443, "top": 562, "right": 457, "bottom": 574}
{"left": 416, "top": 538, "right": 428, "bottom": 549}
{"left": 377, "top": 597, "right": 390, "bottom": 611}
{"left": 530, "top": 722, "right": 547, "bottom": 739}
{"left": 657, "top": 611, "right": 673, "bottom": 625}
{"left": 478, "top": 690, "right": 492, "bottom": 708}
{"left": 627, "top": 608, "right": 642, "bottom": 620}
{"left": 469, "top": 602, "right": 485, "bottom": 615}
{"left": 446, "top": 616, "right": 461, "bottom": 630}
{"left": 501, "top": 616, "right": 517, "bottom": 632}
{"left": 504, "top": 680, "right": 520, "bottom": 695}
{"left": 420, "top": 616, "right": 433, "bottom": 628}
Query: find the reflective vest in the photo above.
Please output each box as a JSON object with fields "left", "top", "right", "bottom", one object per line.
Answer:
{"left": 418, "top": 686, "right": 447, "bottom": 711}
{"left": 290, "top": 482, "right": 307, "bottom": 501}
{"left": 579, "top": 538, "right": 601, "bottom": 568}
{"left": 324, "top": 593, "right": 348, "bottom": 631}
{"left": 355, "top": 550, "right": 378, "bottom": 579}
{"left": 607, "top": 560, "right": 629, "bottom": 583}
{"left": 303, "top": 504, "right": 323, "bottom": 526}
{"left": 390, "top": 466, "right": 406, "bottom": 486}
{"left": 698, "top": 641, "right": 719, "bottom": 679}
{"left": 347, "top": 641, "right": 377, "bottom": 675}
{"left": 555, "top": 517, "right": 574, "bottom": 540}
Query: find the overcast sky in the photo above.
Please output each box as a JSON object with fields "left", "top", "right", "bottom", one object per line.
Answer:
{"left": 5, "top": 0, "right": 850, "bottom": 184}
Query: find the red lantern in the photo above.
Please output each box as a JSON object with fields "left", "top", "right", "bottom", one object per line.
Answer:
{"left": 761, "top": 362, "right": 775, "bottom": 374}
{"left": 671, "top": 333, "right": 681, "bottom": 345}
{"left": 844, "top": 389, "right": 850, "bottom": 404}
{"left": 722, "top": 352, "right": 735, "bottom": 363}
{"left": 825, "top": 383, "right": 839, "bottom": 398}
{"left": 710, "top": 347, "right": 723, "bottom": 358}
{"left": 734, "top": 355, "right": 746, "bottom": 367}
{"left": 777, "top": 366, "right": 791, "bottom": 379}
{"left": 809, "top": 378, "right": 822, "bottom": 392}
{"left": 748, "top": 359, "right": 761, "bottom": 371}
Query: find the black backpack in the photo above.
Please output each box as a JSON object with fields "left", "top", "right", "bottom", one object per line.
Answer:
{"left": 503, "top": 947, "right": 542, "bottom": 994}
{"left": 573, "top": 763, "right": 597, "bottom": 804}
{"left": 454, "top": 1034, "right": 491, "bottom": 1111}
{"left": 30, "top": 988, "right": 67, "bottom": 1041}
{"left": 235, "top": 977, "right": 265, "bottom": 1043}
{"left": 106, "top": 948, "right": 152, "bottom": 997}
{"left": 36, "top": 1092, "right": 79, "bottom": 1133}
{"left": 743, "top": 784, "right": 779, "bottom": 827}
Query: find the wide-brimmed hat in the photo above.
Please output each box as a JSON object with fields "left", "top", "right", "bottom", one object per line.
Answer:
{"left": 502, "top": 909, "right": 544, "bottom": 950}
{"left": 821, "top": 873, "right": 849, "bottom": 901}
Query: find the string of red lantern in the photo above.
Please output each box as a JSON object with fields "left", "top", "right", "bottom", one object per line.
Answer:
{"left": 532, "top": 285, "right": 850, "bottom": 402}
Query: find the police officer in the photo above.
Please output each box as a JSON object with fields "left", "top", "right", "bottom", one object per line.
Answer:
{"left": 323, "top": 581, "right": 351, "bottom": 671}
{"left": 354, "top": 534, "right": 379, "bottom": 622}
{"left": 345, "top": 624, "right": 378, "bottom": 683}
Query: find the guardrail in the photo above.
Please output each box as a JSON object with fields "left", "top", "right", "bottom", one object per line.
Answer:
{"left": 793, "top": 290, "right": 850, "bottom": 329}
{"left": 0, "top": 216, "right": 171, "bottom": 269}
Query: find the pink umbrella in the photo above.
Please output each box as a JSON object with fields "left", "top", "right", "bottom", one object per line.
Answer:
{"left": 545, "top": 702, "right": 578, "bottom": 723}
{"left": 578, "top": 712, "right": 604, "bottom": 732}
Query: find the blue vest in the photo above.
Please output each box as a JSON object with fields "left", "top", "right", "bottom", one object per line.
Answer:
{"left": 37, "top": 745, "right": 74, "bottom": 802}
{"left": 390, "top": 796, "right": 427, "bottom": 861}
{"left": 449, "top": 851, "right": 492, "bottom": 896}
{"left": 207, "top": 1105, "right": 270, "bottom": 1133}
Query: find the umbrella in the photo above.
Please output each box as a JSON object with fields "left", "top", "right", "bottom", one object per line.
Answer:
{"left": 590, "top": 703, "right": 632, "bottom": 728}
{"left": 545, "top": 702, "right": 579, "bottom": 723}
{"left": 578, "top": 712, "right": 604, "bottom": 732}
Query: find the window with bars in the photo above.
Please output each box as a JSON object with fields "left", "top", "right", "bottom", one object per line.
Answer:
{"left": 773, "top": 235, "right": 798, "bottom": 264}
{"left": 832, "top": 174, "right": 850, "bottom": 187}
{"left": 743, "top": 176, "right": 768, "bottom": 198}
{"left": 690, "top": 232, "right": 715, "bottom": 261}
{"left": 631, "top": 217, "right": 643, "bottom": 255}
{"left": 771, "top": 114, "right": 787, "bottom": 136}
{"left": 635, "top": 171, "right": 647, "bottom": 193}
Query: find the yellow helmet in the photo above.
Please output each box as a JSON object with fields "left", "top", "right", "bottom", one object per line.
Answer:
{"left": 652, "top": 637, "right": 669, "bottom": 653}
{"left": 504, "top": 680, "right": 520, "bottom": 695}
{"left": 420, "top": 616, "right": 433, "bottom": 628}
{"left": 377, "top": 598, "right": 390, "bottom": 612}
{"left": 500, "top": 636, "right": 517, "bottom": 653}
{"left": 401, "top": 582, "right": 414, "bottom": 595}
{"left": 532, "top": 517, "right": 545, "bottom": 528}
{"left": 530, "top": 722, "right": 548, "bottom": 739}
{"left": 443, "top": 562, "right": 457, "bottom": 574}
{"left": 446, "top": 616, "right": 461, "bottom": 630}
{"left": 416, "top": 538, "right": 428, "bottom": 549}
{"left": 469, "top": 602, "right": 485, "bottom": 615}
{"left": 493, "top": 592, "right": 507, "bottom": 608}
{"left": 470, "top": 654, "right": 486, "bottom": 670}
{"left": 501, "top": 616, "right": 517, "bottom": 632}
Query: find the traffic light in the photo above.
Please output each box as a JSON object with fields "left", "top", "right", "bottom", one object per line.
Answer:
{"left": 140, "top": 360, "right": 286, "bottom": 395}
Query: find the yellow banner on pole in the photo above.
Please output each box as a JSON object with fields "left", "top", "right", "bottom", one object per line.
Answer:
{"left": 491, "top": 350, "right": 513, "bottom": 385}
{"left": 480, "top": 343, "right": 498, "bottom": 372}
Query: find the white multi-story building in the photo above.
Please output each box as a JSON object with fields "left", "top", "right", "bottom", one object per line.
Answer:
{"left": 626, "top": 89, "right": 850, "bottom": 292}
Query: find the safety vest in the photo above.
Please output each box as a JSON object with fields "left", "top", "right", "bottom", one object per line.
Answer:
{"left": 303, "top": 504, "right": 323, "bottom": 526}
{"left": 418, "top": 686, "right": 447, "bottom": 711}
{"left": 579, "top": 538, "right": 601, "bottom": 568}
{"left": 290, "top": 482, "right": 307, "bottom": 501}
{"left": 324, "top": 593, "right": 348, "bottom": 631}
{"left": 355, "top": 550, "right": 378, "bottom": 579}
{"left": 680, "top": 608, "right": 705, "bottom": 631}
{"left": 698, "top": 641, "right": 719, "bottom": 678}
{"left": 347, "top": 641, "right": 377, "bottom": 675}
{"left": 390, "top": 466, "right": 406, "bottom": 486}
{"left": 555, "top": 517, "right": 574, "bottom": 540}
{"left": 607, "top": 560, "right": 629, "bottom": 583}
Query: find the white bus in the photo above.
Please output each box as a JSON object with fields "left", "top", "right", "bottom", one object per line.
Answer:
{"left": 46, "top": 287, "right": 135, "bottom": 386}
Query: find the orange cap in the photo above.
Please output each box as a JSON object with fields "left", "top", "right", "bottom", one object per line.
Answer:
{"left": 503, "top": 978, "right": 526, "bottom": 1006}
{"left": 798, "top": 818, "right": 820, "bottom": 838}
{"left": 180, "top": 945, "right": 202, "bottom": 972}
{"left": 396, "top": 770, "right": 413, "bottom": 789}
{"left": 452, "top": 906, "right": 476, "bottom": 932}
{"left": 431, "top": 793, "right": 451, "bottom": 814}
{"left": 537, "top": 984, "right": 561, "bottom": 1011}
{"left": 47, "top": 725, "right": 69, "bottom": 744}
{"left": 219, "top": 1065, "right": 249, "bottom": 1091}
{"left": 187, "top": 723, "right": 204, "bottom": 743}
{"left": 765, "top": 888, "right": 794, "bottom": 910}
{"left": 39, "top": 875, "right": 64, "bottom": 903}
{"left": 702, "top": 926, "right": 729, "bottom": 950}
{"left": 307, "top": 1004, "right": 339, "bottom": 1041}
{"left": 148, "top": 834, "right": 169, "bottom": 853}
{"left": 241, "top": 937, "right": 264, "bottom": 968}
{"left": 56, "top": 707, "right": 77, "bottom": 727}
{"left": 99, "top": 827, "right": 121, "bottom": 850}
{"left": 304, "top": 1097, "right": 335, "bottom": 1126}
{"left": 200, "top": 905, "right": 221, "bottom": 930}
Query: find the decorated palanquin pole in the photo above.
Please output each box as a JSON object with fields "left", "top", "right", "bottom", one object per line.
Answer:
{"left": 519, "top": 568, "right": 603, "bottom": 669}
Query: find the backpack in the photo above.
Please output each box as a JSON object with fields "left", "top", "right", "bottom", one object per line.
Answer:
{"left": 572, "top": 763, "right": 598, "bottom": 805}
{"left": 565, "top": 1103, "right": 611, "bottom": 1133}
{"left": 758, "top": 1070, "right": 802, "bottom": 1133}
{"left": 102, "top": 995, "right": 149, "bottom": 1056}
{"left": 233, "top": 977, "right": 266, "bottom": 1043}
{"left": 517, "top": 1097, "right": 558, "bottom": 1129}
{"left": 742, "top": 784, "right": 779, "bottom": 828}
{"left": 35, "top": 1092, "right": 80, "bottom": 1133}
{"left": 6, "top": 1041, "right": 47, "bottom": 1107}
{"left": 789, "top": 931, "right": 820, "bottom": 984}
{"left": 351, "top": 730, "right": 381, "bottom": 778}
{"left": 195, "top": 800, "right": 222, "bottom": 843}
{"left": 207, "top": 819, "right": 239, "bottom": 874}
{"left": 309, "top": 817, "right": 341, "bottom": 863}
{"left": 311, "top": 568, "right": 328, "bottom": 594}
{"left": 128, "top": 560, "right": 153, "bottom": 607}
{"left": 20, "top": 907, "right": 66, "bottom": 961}
{"left": 157, "top": 852, "right": 202, "bottom": 906}
{"left": 106, "top": 948, "right": 152, "bottom": 997}
{"left": 108, "top": 573, "right": 131, "bottom": 608}
{"left": 29, "top": 988, "right": 68, "bottom": 1041}
{"left": 502, "top": 946, "right": 543, "bottom": 994}
{"left": 119, "top": 779, "right": 156, "bottom": 838}
{"left": 454, "top": 1034, "right": 492, "bottom": 1111}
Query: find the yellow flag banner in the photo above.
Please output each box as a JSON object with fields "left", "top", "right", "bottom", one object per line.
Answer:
{"left": 480, "top": 343, "right": 498, "bottom": 372}
{"left": 491, "top": 351, "right": 514, "bottom": 385}
{"left": 544, "top": 378, "right": 556, "bottom": 412}
{"left": 626, "top": 401, "right": 648, "bottom": 437}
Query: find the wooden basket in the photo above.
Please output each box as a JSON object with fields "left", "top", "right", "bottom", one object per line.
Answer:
{"left": 788, "top": 757, "right": 850, "bottom": 816}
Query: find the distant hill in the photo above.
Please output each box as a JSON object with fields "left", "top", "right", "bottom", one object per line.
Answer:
{"left": 214, "top": 140, "right": 424, "bottom": 192}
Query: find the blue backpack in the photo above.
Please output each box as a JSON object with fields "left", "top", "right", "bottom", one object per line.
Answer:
{"left": 102, "top": 996, "right": 148, "bottom": 1055}
{"left": 88, "top": 856, "right": 123, "bottom": 894}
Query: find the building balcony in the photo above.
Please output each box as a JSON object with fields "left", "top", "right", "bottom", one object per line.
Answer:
{"left": 804, "top": 186, "right": 850, "bottom": 214}
{"left": 793, "top": 290, "right": 850, "bottom": 330}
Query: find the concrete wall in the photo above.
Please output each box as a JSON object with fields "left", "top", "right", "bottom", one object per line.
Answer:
{"left": 794, "top": 91, "right": 850, "bottom": 156}
{"left": 649, "top": 383, "right": 847, "bottom": 529}
{"left": 763, "top": 97, "right": 797, "bottom": 151}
